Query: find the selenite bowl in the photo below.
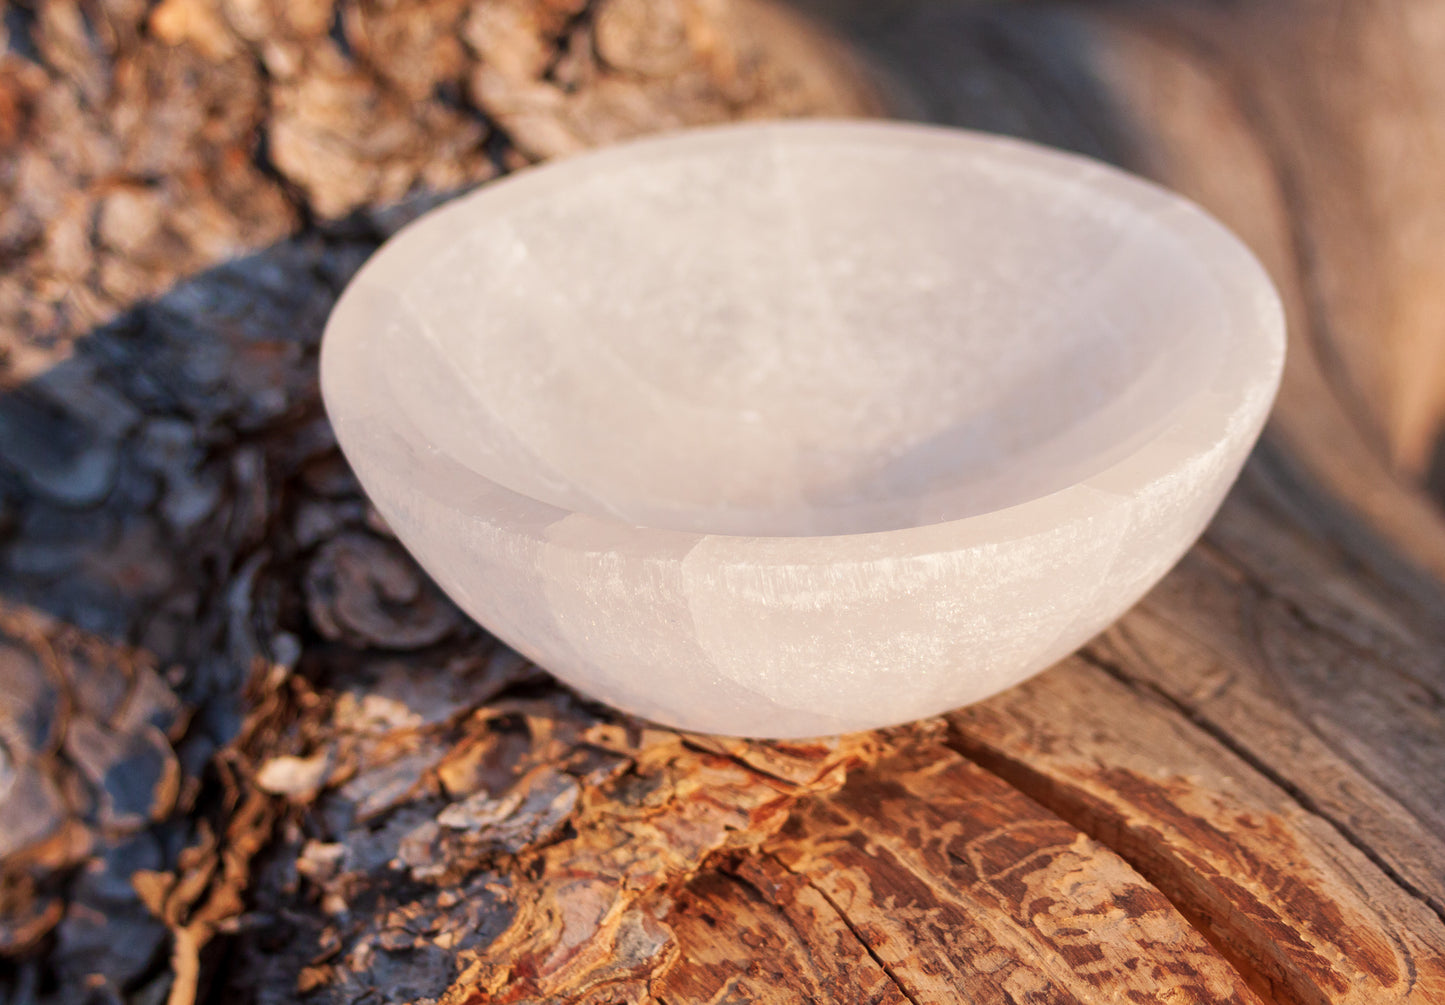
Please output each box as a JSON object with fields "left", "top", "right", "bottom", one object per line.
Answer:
{"left": 321, "top": 120, "right": 1285, "bottom": 738}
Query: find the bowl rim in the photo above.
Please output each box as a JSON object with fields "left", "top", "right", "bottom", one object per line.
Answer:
{"left": 321, "top": 118, "right": 1286, "bottom": 553}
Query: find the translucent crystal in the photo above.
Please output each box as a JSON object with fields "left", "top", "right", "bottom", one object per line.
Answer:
{"left": 321, "top": 120, "right": 1285, "bottom": 737}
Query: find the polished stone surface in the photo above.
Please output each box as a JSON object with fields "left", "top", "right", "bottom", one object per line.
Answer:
{"left": 321, "top": 120, "right": 1285, "bottom": 737}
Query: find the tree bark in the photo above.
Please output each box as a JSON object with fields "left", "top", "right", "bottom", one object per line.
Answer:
{"left": 1, "top": 1, "right": 1442, "bottom": 1003}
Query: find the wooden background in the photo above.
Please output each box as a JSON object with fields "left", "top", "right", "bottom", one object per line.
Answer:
{"left": 1, "top": 1, "right": 1443, "bottom": 1002}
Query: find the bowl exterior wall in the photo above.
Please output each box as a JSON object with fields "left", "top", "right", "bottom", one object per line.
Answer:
{"left": 336, "top": 390, "right": 1256, "bottom": 737}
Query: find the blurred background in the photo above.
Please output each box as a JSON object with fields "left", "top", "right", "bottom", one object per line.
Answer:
{"left": 2, "top": 1, "right": 1444, "bottom": 1002}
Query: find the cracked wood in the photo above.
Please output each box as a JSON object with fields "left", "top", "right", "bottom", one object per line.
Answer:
{"left": 2, "top": 1, "right": 1444, "bottom": 1003}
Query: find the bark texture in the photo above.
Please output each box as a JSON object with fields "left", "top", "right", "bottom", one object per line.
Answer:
{"left": 1, "top": 1, "right": 1443, "bottom": 1003}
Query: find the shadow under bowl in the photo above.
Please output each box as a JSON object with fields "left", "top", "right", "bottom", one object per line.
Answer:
{"left": 321, "top": 119, "right": 1285, "bottom": 737}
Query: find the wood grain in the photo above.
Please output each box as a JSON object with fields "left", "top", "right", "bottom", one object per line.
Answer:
{"left": 2, "top": 1, "right": 1444, "bottom": 1002}
{"left": 769, "top": 741, "right": 1258, "bottom": 1004}
{"left": 950, "top": 660, "right": 1445, "bottom": 1005}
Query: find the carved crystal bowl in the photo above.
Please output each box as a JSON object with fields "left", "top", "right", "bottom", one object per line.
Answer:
{"left": 321, "top": 120, "right": 1285, "bottom": 738}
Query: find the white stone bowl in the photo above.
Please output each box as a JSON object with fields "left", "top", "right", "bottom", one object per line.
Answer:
{"left": 321, "top": 120, "right": 1285, "bottom": 738}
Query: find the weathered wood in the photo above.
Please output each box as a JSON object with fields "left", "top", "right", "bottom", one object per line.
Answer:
{"left": 657, "top": 855, "right": 913, "bottom": 1005}
{"left": 2, "top": 1, "right": 1444, "bottom": 1003}
{"left": 951, "top": 660, "right": 1445, "bottom": 1005}
{"left": 767, "top": 741, "right": 1259, "bottom": 1004}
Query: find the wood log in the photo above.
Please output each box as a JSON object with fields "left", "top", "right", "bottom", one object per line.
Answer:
{"left": 1, "top": 1, "right": 1442, "bottom": 1003}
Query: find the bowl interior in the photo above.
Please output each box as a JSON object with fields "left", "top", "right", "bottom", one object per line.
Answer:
{"left": 380, "top": 126, "right": 1228, "bottom": 536}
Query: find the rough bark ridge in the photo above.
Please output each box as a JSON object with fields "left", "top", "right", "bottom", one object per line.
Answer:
{"left": 1, "top": 1, "right": 1443, "bottom": 1003}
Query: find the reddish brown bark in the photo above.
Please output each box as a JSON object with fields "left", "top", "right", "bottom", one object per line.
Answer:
{"left": 2, "top": 2, "right": 1443, "bottom": 1003}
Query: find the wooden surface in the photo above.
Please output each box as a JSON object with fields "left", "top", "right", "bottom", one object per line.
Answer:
{"left": 1, "top": 1, "right": 1444, "bottom": 1003}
